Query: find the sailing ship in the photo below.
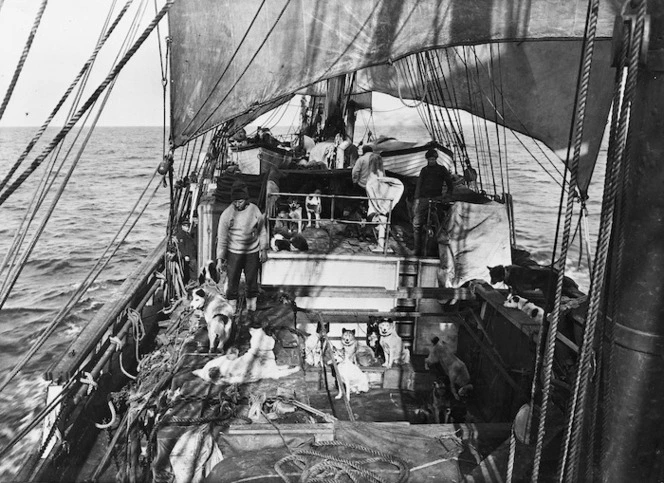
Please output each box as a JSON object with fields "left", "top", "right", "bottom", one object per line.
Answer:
{"left": 0, "top": 0, "right": 661, "bottom": 482}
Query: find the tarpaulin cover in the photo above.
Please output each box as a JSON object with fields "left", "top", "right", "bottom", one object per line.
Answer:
{"left": 439, "top": 201, "right": 512, "bottom": 288}
{"left": 168, "top": 0, "right": 620, "bottom": 195}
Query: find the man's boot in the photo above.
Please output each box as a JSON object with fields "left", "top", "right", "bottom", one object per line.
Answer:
{"left": 413, "top": 231, "right": 421, "bottom": 257}
{"left": 246, "top": 297, "right": 258, "bottom": 326}
{"left": 228, "top": 299, "right": 237, "bottom": 317}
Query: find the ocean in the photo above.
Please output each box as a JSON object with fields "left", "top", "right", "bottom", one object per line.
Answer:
{"left": 0, "top": 124, "right": 605, "bottom": 478}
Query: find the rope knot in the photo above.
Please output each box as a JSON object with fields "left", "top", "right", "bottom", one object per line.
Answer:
{"left": 80, "top": 371, "right": 98, "bottom": 395}
{"left": 109, "top": 336, "right": 124, "bottom": 351}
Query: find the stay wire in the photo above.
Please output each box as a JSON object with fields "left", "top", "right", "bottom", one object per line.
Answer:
{"left": 190, "top": 0, "right": 293, "bottom": 141}
{"left": 489, "top": 44, "right": 507, "bottom": 197}
{"left": 0, "top": 0, "right": 175, "bottom": 208}
{"left": 497, "top": 43, "right": 512, "bottom": 197}
{"left": 461, "top": 46, "right": 564, "bottom": 181}
{"left": 473, "top": 46, "right": 498, "bottom": 197}
{"left": 0, "top": 0, "right": 130, "bottom": 194}
{"left": 0, "top": 173, "right": 161, "bottom": 395}
{"left": 0, "top": 0, "right": 157, "bottom": 385}
{"left": 0, "top": 0, "right": 128, "bottom": 299}
{"left": 179, "top": 0, "right": 269, "bottom": 137}
{"left": 440, "top": 49, "right": 471, "bottom": 156}
{"left": 456, "top": 45, "right": 564, "bottom": 190}
{"left": 460, "top": 48, "right": 485, "bottom": 192}
{"left": 0, "top": 0, "right": 48, "bottom": 123}
{"left": 2, "top": 10, "right": 145, "bottom": 294}
{"left": 428, "top": 50, "right": 469, "bottom": 165}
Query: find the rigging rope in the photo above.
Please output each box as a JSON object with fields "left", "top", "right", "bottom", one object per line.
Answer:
{"left": 0, "top": 177, "right": 160, "bottom": 394}
{"left": 0, "top": 80, "right": 118, "bottom": 310}
{"left": 0, "top": 0, "right": 124, "bottom": 292}
{"left": 0, "top": 0, "right": 132, "bottom": 193}
{"left": 561, "top": 2, "right": 647, "bottom": 481}
{"left": 531, "top": 0, "right": 602, "bottom": 480}
{"left": 179, "top": 0, "right": 268, "bottom": 137}
{"left": 0, "top": 0, "right": 48, "bottom": 123}
{"left": 0, "top": 377, "right": 77, "bottom": 461}
{"left": 489, "top": 44, "right": 507, "bottom": 197}
{"left": 600, "top": 9, "right": 630, "bottom": 471}
{"left": 191, "top": 0, "right": 293, "bottom": 140}
{"left": 454, "top": 47, "right": 565, "bottom": 185}
{"left": 0, "top": 0, "right": 175, "bottom": 208}
{"left": 0, "top": 0, "right": 150, "bottom": 308}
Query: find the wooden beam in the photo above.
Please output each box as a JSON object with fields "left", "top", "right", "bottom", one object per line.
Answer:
{"left": 460, "top": 311, "right": 527, "bottom": 398}
{"left": 473, "top": 283, "right": 578, "bottom": 354}
{"left": 267, "top": 285, "right": 474, "bottom": 300}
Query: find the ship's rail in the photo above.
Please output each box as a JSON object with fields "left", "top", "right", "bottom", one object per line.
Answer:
{"left": 45, "top": 237, "right": 167, "bottom": 383}
{"left": 266, "top": 191, "right": 394, "bottom": 255}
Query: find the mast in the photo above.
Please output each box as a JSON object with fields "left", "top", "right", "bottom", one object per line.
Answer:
{"left": 601, "top": 1, "right": 664, "bottom": 481}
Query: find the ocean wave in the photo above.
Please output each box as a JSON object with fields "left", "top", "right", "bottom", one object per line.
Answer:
{"left": 0, "top": 375, "right": 50, "bottom": 481}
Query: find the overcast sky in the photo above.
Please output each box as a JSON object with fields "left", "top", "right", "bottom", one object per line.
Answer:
{"left": 0, "top": 0, "right": 428, "bottom": 131}
{"left": 0, "top": 0, "right": 170, "bottom": 127}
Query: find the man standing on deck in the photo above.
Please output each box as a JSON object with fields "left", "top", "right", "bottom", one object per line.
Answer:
{"left": 216, "top": 180, "right": 268, "bottom": 324}
{"left": 351, "top": 145, "right": 373, "bottom": 190}
{"left": 412, "top": 148, "right": 455, "bottom": 256}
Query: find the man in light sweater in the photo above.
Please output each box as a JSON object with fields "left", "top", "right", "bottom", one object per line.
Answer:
{"left": 216, "top": 180, "right": 268, "bottom": 323}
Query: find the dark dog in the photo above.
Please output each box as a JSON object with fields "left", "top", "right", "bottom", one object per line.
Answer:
{"left": 342, "top": 204, "right": 372, "bottom": 241}
{"left": 488, "top": 265, "right": 583, "bottom": 312}
{"left": 366, "top": 317, "right": 385, "bottom": 362}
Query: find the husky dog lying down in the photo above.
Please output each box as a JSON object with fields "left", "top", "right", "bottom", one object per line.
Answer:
{"left": 193, "top": 327, "right": 299, "bottom": 384}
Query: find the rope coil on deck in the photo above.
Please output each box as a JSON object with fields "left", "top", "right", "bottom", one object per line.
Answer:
{"left": 274, "top": 440, "right": 409, "bottom": 483}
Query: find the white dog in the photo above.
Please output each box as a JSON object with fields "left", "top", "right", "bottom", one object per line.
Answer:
{"left": 190, "top": 287, "right": 235, "bottom": 353}
{"left": 425, "top": 336, "right": 472, "bottom": 400}
{"left": 333, "top": 349, "right": 369, "bottom": 400}
{"left": 503, "top": 293, "right": 528, "bottom": 311}
{"left": 305, "top": 189, "right": 322, "bottom": 228}
{"left": 504, "top": 293, "right": 545, "bottom": 323}
{"left": 288, "top": 199, "right": 303, "bottom": 233}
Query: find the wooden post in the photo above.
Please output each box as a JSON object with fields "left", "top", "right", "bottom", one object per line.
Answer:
{"left": 601, "top": 3, "right": 664, "bottom": 481}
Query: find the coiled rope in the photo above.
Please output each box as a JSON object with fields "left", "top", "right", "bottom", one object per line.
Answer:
{"left": 560, "top": 2, "right": 648, "bottom": 482}
{"left": 0, "top": 0, "right": 134, "bottom": 193}
{"left": 0, "top": 0, "right": 175, "bottom": 208}
{"left": 275, "top": 440, "right": 410, "bottom": 483}
{"left": 0, "top": 0, "right": 48, "bottom": 123}
{"left": 531, "top": 0, "right": 602, "bottom": 481}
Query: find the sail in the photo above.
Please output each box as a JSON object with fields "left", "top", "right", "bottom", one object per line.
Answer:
{"left": 353, "top": 41, "right": 614, "bottom": 195}
{"left": 169, "top": 0, "right": 620, "bottom": 193}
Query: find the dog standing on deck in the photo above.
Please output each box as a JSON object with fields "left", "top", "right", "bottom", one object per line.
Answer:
{"left": 288, "top": 199, "right": 303, "bottom": 233}
{"left": 378, "top": 318, "right": 410, "bottom": 368}
{"left": 425, "top": 336, "right": 473, "bottom": 400}
{"left": 305, "top": 189, "right": 322, "bottom": 228}
{"left": 340, "top": 328, "right": 358, "bottom": 365}
{"left": 190, "top": 287, "right": 235, "bottom": 353}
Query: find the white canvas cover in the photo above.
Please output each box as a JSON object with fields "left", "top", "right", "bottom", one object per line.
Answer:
{"left": 438, "top": 201, "right": 512, "bottom": 288}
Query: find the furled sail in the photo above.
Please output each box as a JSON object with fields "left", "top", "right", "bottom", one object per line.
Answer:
{"left": 169, "top": 0, "right": 620, "bottom": 194}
